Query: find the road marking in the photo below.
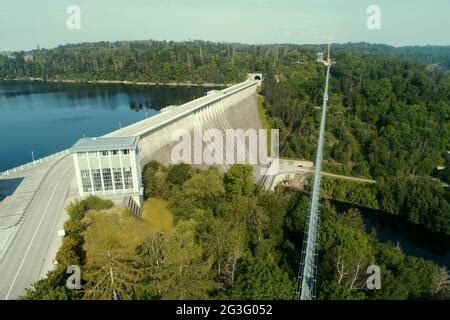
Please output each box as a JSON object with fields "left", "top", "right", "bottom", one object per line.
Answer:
{"left": 4, "top": 177, "right": 62, "bottom": 300}
{"left": 36, "top": 166, "right": 74, "bottom": 280}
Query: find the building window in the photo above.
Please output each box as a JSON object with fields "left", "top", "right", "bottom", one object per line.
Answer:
{"left": 102, "top": 168, "right": 113, "bottom": 191}
{"left": 80, "top": 170, "right": 92, "bottom": 192}
{"left": 113, "top": 168, "right": 123, "bottom": 190}
{"left": 123, "top": 167, "right": 133, "bottom": 189}
{"left": 92, "top": 169, "right": 103, "bottom": 192}
{"left": 111, "top": 150, "right": 119, "bottom": 156}
{"left": 122, "top": 149, "right": 130, "bottom": 155}
{"left": 101, "top": 151, "right": 109, "bottom": 156}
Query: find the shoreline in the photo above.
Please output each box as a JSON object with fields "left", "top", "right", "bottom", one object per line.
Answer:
{"left": 0, "top": 77, "right": 234, "bottom": 88}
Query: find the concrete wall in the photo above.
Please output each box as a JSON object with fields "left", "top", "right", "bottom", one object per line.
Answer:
{"left": 135, "top": 81, "right": 263, "bottom": 174}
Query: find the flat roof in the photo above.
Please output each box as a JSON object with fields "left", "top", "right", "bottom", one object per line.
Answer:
{"left": 71, "top": 136, "right": 139, "bottom": 152}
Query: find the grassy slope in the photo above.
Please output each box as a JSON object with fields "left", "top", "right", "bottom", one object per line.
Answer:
{"left": 142, "top": 197, "right": 174, "bottom": 233}
{"left": 83, "top": 197, "right": 173, "bottom": 264}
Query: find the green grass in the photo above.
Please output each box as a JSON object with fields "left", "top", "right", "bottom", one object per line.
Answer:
{"left": 83, "top": 197, "right": 174, "bottom": 264}
{"left": 142, "top": 197, "right": 174, "bottom": 233}
{"left": 257, "top": 95, "right": 272, "bottom": 156}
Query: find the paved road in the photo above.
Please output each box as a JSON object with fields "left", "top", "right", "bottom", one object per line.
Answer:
{"left": 0, "top": 156, "right": 73, "bottom": 299}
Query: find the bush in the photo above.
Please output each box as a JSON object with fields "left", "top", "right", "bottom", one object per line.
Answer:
{"left": 144, "top": 166, "right": 169, "bottom": 198}
{"left": 166, "top": 163, "right": 192, "bottom": 186}
{"left": 56, "top": 236, "right": 83, "bottom": 266}
{"left": 83, "top": 195, "right": 113, "bottom": 211}
{"left": 66, "top": 199, "right": 87, "bottom": 221}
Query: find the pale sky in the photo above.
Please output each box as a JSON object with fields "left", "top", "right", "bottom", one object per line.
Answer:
{"left": 0, "top": 0, "right": 448, "bottom": 51}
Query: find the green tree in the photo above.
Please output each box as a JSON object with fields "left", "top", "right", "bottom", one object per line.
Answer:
{"left": 166, "top": 163, "right": 192, "bottom": 186}
{"left": 232, "top": 243, "right": 294, "bottom": 300}
{"left": 21, "top": 267, "right": 82, "bottom": 300}
{"left": 224, "top": 164, "right": 254, "bottom": 197}
{"left": 136, "top": 220, "right": 219, "bottom": 299}
{"left": 83, "top": 249, "right": 140, "bottom": 300}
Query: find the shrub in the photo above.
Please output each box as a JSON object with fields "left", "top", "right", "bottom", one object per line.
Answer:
{"left": 83, "top": 195, "right": 114, "bottom": 211}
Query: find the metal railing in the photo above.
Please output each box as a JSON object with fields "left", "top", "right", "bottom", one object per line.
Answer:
{"left": 105, "top": 79, "right": 259, "bottom": 139}
{"left": 1, "top": 152, "right": 72, "bottom": 230}
{"left": 0, "top": 149, "right": 69, "bottom": 179}
{"left": 297, "top": 63, "right": 331, "bottom": 300}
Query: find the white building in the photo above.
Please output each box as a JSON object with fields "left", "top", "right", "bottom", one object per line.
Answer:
{"left": 71, "top": 136, "right": 143, "bottom": 206}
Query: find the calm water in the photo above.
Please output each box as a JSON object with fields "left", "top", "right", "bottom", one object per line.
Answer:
{"left": 333, "top": 200, "right": 450, "bottom": 268}
{"left": 0, "top": 80, "right": 210, "bottom": 172}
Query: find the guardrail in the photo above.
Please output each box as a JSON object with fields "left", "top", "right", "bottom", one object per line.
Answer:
{"left": 107, "top": 79, "right": 259, "bottom": 139}
{"left": 0, "top": 149, "right": 70, "bottom": 179}
{"left": 1, "top": 152, "right": 72, "bottom": 230}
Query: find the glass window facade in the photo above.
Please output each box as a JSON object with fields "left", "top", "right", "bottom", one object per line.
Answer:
{"left": 75, "top": 144, "right": 139, "bottom": 196}
{"left": 123, "top": 167, "right": 133, "bottom": 189}
{"left": 81, "top": 169, "right": 92, "bottom": 192}
{"left": 92, "top": 169, "right": 103, "bottom": 191}
{"left": 102, "top": 168, "right": 113, "bottom": 191}
{"left": 113, "top": 168, "right": 123, "bottom": 190}
{"left": 79, "top": 167, "right": 134, "bottom": 192}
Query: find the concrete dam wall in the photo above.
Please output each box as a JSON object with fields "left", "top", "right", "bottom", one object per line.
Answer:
{"left": 143, "top": 94, "right": 262, "bottom": 172}
{"left": 107, "top": 80, "right": 264, "bottom": 175}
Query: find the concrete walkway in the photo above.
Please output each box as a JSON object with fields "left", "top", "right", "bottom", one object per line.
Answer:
{"left": 321, "top": 171, "right": 376, "bottom": 184}
{"left": 262, "top": 158, "right": 376, "bottom": 191}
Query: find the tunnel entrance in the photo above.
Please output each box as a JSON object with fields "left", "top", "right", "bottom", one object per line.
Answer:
{"left": 254, "top": 75, "right": 262, "bottom": 80}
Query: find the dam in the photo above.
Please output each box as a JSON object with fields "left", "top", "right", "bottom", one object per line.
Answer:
{"left": 0, "top": 75, "right": 264, "bottom": 299}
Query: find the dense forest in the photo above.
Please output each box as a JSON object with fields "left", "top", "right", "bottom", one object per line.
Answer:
{"left": 303, "top": 43, "right": 450, "bottom": 70}
{"left": 2, "top": 41, "right": 448, "bottom": 85}
{"left": 262, "top": 46, "right": 450, "bottom": 235}
{"left": 23, "top": 163, "right": 449, "bottom": 300}
{"left": 0, "top": 40, "right": 268, "bottom": 84}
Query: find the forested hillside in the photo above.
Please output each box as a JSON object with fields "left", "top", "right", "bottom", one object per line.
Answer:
{"left": 23, "top": 164, "right": 449, "bottom": 300}
{"left": 1, "top": 41, "right": 448, "bottom": 86}
{"left": 262, "top": 46, "right": 450, "bottom": 235}
{"left": 0, "top": 40, "right": 274, "bottom": 84}
{"left": 303, "top": 42, "right": 450, "bottom": 70}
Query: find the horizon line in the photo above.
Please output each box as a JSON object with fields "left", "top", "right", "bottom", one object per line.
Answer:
{"left": 2, "top": 39, "right": 450, "bottom": 53}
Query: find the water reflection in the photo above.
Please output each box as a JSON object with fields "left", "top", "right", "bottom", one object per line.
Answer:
{"left": 0, "top": 80, "right": 212, "bottom": 111}
{"left": 0, "top": 80, "right": 215, "bottom": 171}
{"left": 333, "top": 200, "right": 450, "bottom": 268}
